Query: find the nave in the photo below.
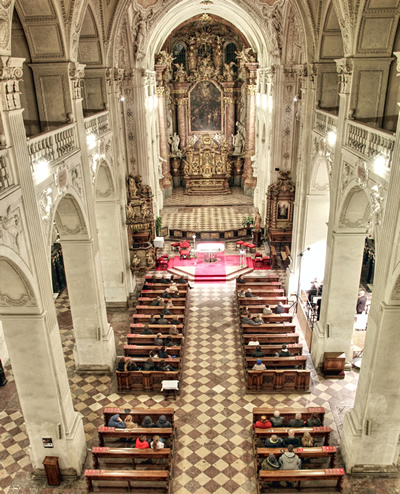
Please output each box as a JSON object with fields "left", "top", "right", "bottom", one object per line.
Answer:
{"left": 1, "top": 275, "right": 393, "bottom": 493}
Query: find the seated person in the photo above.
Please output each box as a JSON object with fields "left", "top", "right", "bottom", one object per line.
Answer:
{"left": 274, "top": 302, "right": 285, "bottom": 314}
{"left": 240, "top": 306, "right": 249, "bottom": 315}
{"left": 158, "top": 346, "right": 173, "bottom": 359}
{"left": 135, "top": 434, "right": 150, "bottom": 449}
{"left": 164, "top": 335, "right": 177, "bottom": 347}
{"left": 161, "top": 290, "right": 172, "bottom": 299}
{"left": 270, "top": 410, "right": 285, "bottom": 428}
{"left": 243, "top": 314, "right": 262, "bottom": 326}
{"left": 117, "top": 357, "right": 126, "bottom": 371}
{"left": 264, "top": 434, "right": 283, "bottom": 448}
{"left": 305, "top": 413, "right": 321, "bottom": 427}
{"left": 148, "top": 316, "right": 157, "bottom": 324}
{"left": 301, "top": 431, "right": 315, "bottom": 447}
{"left": 126, "top": 359, "right": 141, "bottom": 371}
{"left": 176, "top": 275, "right": 188, "bottom": 284}
{"left": 149, "top": 275, "right": 158, "bottom": 284}
{"left": 141, "top": 415, "right": 155, "bottom": 427}
{"left": 168, "top": 282, "right": 179, "bottom": 293}
{"left": 278, "top": 444, "right": 301, "bottom": 470}
{"left": 245, "top": 288, "right": 256, "bottom": 298}
{"left": 170, "top": 317, "right": 180, "bottom": 325}
{"left": 141, "top": 324, "right": 153, "bottom": 335}
{"left": 172, "top": 291, "right": 180, "bottom": 298}
{"left": 252, "top": 345, "right": 265, "bottom": 358}
{"left": 263, "top": 304, "right": 273, "bottom": 315}
{"left": 253, "top": 314, "right": 264, "bottom": 325}
{"left": 237, "top": 275, "right": 246, "bottom": 284}
{"left": 238, "top": 289, "right": 246, "bottom": 298}
{"left": 150, "top": 296, "right": 162, "bottom": 306}
{"left": 155, "top": 415, "right": 172, "bottom": 428}
{"left": 149, "top": 350, "right": 158, "bottom": 359}
{"left": 160, "top": 275, "right": 171, "bottom": 284}
{"left": 143, "top": 358, "right": 155, "bottom": 371}
{"left": 248, "top": 337, "right": 259, "bottom": 346}
{"left": 155, "top": 359, "right": 174, "bottom": 372}
{"left": 151, "top": 435, "right": 164, "bottom": 449}
{"left": 252, "top": 359, "right": 266, "bottom": 370}
{"left": 169, "top": 324, "right": 180, "bottom": 335}
{"left": 108, "top": 413, "right": 126, "bottom": 428}
{"left": 282, "top": 429, "right": 301, "bottom": 448}
{"left": 287, "top": 413, "right": 304, "bottom": 428}
{"left": 124, "top": 414, "right": 138, "bottom": 428}
{"left": 158, "top": 315, "right": 171, "bottom": 325}
{"left": 154, "top": 333, "right": 164, "bottom": 346}
{"left": 276, "top": 344, "right": 292, "bottom": 357}
{"left": 161, "top": 305, "right": 172, "bottom": 316}
{"left": 254, "top": 415, "right": 272, "bottom": 429}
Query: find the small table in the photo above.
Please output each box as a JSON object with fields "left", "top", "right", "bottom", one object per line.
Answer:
{"left": 161, "top": 380, "right": 179, "bottom": 400}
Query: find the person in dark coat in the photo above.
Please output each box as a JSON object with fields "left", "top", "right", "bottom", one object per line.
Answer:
{"left": 176, "top": 276, "right": 188, "bottom": 284}
{"left": 108, "top": 413, "right": 126, "bottom": 428}
{"left": 274, "top": 302, "right": 285, "bottom": 314}
{"left": 148, "top": 316, "right": 157, "bottom": 324}
{"left": 287, "top": 413, "right": 305, "bottom": 428}
{"left": 276, "top": 344, "right": 291, "bottom": 357}
{"left": 264, "top": 434, "right": 283, "bottom": 448}
{"left": 245, "top": 288, "right": 256, "bottom": 298}
{"left": 158, "top": 346, "right": 170, "bottom": 359}
{"left": 237, "top": 275, "right": 246, "bottom": 284}
{"left": 141, "top": 324, "right": 153, "bottom": 335}
{"left": 151, "top": 296, "right": 162, "bottom": 306}
{"left": 161, "top": 290, "right": 172, "bottom": 299}
{"left": 356, "top": 290, "right": 367, "bottom": 314}
{"left": 282, "top": 429, "right": 301, "bottom": 448}
{"left": 158, "top": 315, "right": 171, "bottom": 325}
{"left": 143, "top": 358, "right": 155, "bottom": 371}
{"left": 141, "top": 415, "right": 154, "bottom": 427}
{"left": 164, "top": 336, "right": 177, "bottom": 347}
{"left": 117, "top": 357, "right": 126, "bottom": 371}
{"left": 155, "top": 415, "right": 172, "bottom": 428}
{"left": 305, "top": 413, "right": 321, "bottom": 427}
{"left": 154, "top": 333, "right": 164, "bottom": 346}
{"left": 161, "top": 305, "right": 172, "bottom": 316}
{"left": 270, "top": 411, "right": 285, "bottom": 427}
{"left": 160, "top": 276, "right": 171, "bottom": 284}
{"left": 126, "top": 359, "right": 141, "bottom": 371}
{"left": 242, "top": 314, "right": 263, "bottom": 326}
{"left": 156, "top": 360, "right": 174, "bottom": 372}
{"left": 252, "top": 345, "right": 265, "bottom": 358}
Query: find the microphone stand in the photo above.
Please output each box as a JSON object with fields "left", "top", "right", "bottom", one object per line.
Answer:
{"left": 295, "top": 247, "right": 311, "bottom": 313}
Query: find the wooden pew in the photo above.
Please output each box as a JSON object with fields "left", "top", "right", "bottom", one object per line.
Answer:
{"left": 97, "top": 427, "right": 173, "bottom": 446}
{"left": 242, "top": 304, "right": 290, "bottom": 314}
{"left": 254, "top": 426, "right": 331, "bottom": 444}
{"left": 258, "top": 468, "right": 344, "bottom": 493}
{"left": 132, "top": 314, "right": 185, "bottom": 324}
{"left": 103, "top": 407, "right": 174, "bottom": 428}
{"left": 242, "top": 323, "right": 296, "bottom": 334}
{"left": 85, "top": 469, "right": 169, "bottom": 493}
{"left": 244, "top": 344, "right": 303, "bottom": 356}
{"left": 257, "top": 446, "right": 337, "bottom": 468}
{"left": 127, "top": 334, "right": 183, "bottom": 346}
{"left": 246, "top": 369, "right": 310, "bottom": 392}
{"left": 240, "top": 275, "right": 280, "bottom": 283}
{"left": 142, "top": 283, "right": 188, "bottom": 291}
{"left": 141, "top": 290, "right": 187, "bottom": 297}
{"left": 243, "top": 333, "right": 299, "bottom": 345}
{"left": 145, "top": 276, "right": 188, "bottom": 284}
{"left": 253, "top": 407, "right": 325, "bottom": 426}
{"left": 138, "top": 297, "right": 187, "bottom": 306}
{"left": 135, "top": 306, "right": 185, "bottom": 315}
{"left": 124, "top": 345, "right": 182, "bottom": 358}
{"left": 117, "top": 370, "right": 180, "bottom": 393}
{"left": 269, "top": 245, "right": 278, "bottom": 268}
{"left": 245, "top": 356, "right": 307, "bottom": 369}
{"left": 241, "top": 314, "right": 293, "bottom": 323}
{"left": 238, "top": 296, "right": 287, "bottom": 305}
{"left": 91, "top": 446, "right": 171, "bottom": 470}
{"left": 130, "top": 323, "right": 184, "bottom": 334}
{"left": 237, "top": 281, "right": 282, "bottom": 289}
{"left": 238, "top": 288, "right": 285, "bottom": 296}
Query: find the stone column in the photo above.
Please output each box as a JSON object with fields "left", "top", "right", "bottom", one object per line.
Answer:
{"left": 311, "top": 58, "right": 359, "bottom": 368}
{"left": 132, "top": 70, "right": 151, "bottom": 184}
{"left": 341, "top": 53, "right": 400, "bottom": 474}
{"left": 222, "top": 82, "right": 236, "bottom": 148}
{"left": 0, "top": 57, "right": 86, "bottom": 474}
{"left": 69, "top": 63, "right": 116, "bottom": 371}
{"left": 155, "top": 64, "right": 172, "bottom": 198}
{"left": 243, "top": 62, "right": 258, "bottom": 196}
{"left": 175, "top": 84, "right": 190, "bottom": 149}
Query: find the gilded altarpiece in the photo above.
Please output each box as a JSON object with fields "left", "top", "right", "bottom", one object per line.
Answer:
{"left": 156, "top": 15, "right": 257, "bottom": 195}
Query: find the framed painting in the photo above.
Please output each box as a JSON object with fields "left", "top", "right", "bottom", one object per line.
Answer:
{"left": 189, "top": 81, "right": 222, "bottom": 133}
{"left": 277, "top": 200, "right": 290, "bottom": 221}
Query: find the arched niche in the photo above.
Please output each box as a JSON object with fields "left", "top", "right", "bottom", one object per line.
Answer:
{"left": 339, "top": 185, "right": 371, "bottom": 232}
{"left": 95, "top": 160, "right": 116, "bottom": 201}
{"left": 52, "top": 193, "right": 89, "bottom": 241}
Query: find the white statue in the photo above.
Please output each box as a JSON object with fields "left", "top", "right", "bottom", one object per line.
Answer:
{"left": 158, "top": 155, "right": 166, "bottom": 179}
{"left": 232, "top": 132, "right": 244, "bottom": 155}
{"left": 169, "top": 133, "right": 180, "bottom": 155}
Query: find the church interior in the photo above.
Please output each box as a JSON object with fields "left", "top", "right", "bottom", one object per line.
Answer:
{"left": 1, "top": 0, "right": 400, "bottom": 492}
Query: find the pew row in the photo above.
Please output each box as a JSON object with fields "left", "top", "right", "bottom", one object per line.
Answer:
{"left": 132, "top": 315, "right": 185, "bottom": 323}
{"left": 116, "top": 370, "right": 180, "bottom": 393}
{"left": 97, "top": 427, "right": 173, "bottom": 447}
{"left": 85, "top": 469, "right": 169, "bottom": 493}
{"left": 243, "top": 333, "right": 299, "bottom": 345}
{"left": 91, "top": 446, "right": 171, "bottom": 470}
{"left": 135, "top": 306, "right": 185, "bottom": 315}
{"left": 244, "top": 344, "right": 303, "bottom": 356}
{"left": 245, "top": 356, "right": 307, "bottom": 369}
{"left": 253, "top": 407, "right": 325, "bottom": 426}
{"left": 138, "top": 297, "right": 187, "bottom": 306}
{"left": 238, "top": 296, "right": 287, "bottom": 305}
{"left": 241, "top": 304, "right": 290, "bottom": 314}
{"left": 124, "top": 346, "right": 182, "bottom": 358}
{"left": 130, "top": 323, "right": 184, "bottom": 334}
{"left": 246, "top": 369, "right": 310, "bottom": 392}
{"left": 258, "top": 468, "right": 344, "bottom": 493}
{"left": 257, "top": 446, "right": 337, "bottom": 469}
{"left": 242, "top": 323, "right": 296, "bottom": 334}
{"left": 127, "top": 334, "right": 183, "bottom": 346}
{"left": 241, "top": 314, "right": 293, "bottom": 323}
{"left": 254, "top": 426, "right": 331, "bottom": 445}
{"left": 103, "top": 407, "right": 174, "bottom": 428}
{"left": 240, "top": 275, "right": 280, "bottom": 282}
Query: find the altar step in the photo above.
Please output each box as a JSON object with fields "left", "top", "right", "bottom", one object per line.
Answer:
{"left": 167, "top": 265, "right": 253, "bottom": 282}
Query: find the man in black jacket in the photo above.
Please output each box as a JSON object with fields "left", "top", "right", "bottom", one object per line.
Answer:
{"left": 287, "top": 413, "right": 304, "bottom": 428}
{"left": 274, "top": 302, "right": 285, "bottom": 314}
{"left": 252, "top": 345, "right": 265, "bottom": 358}
{"left": 150, "top": 296, "right": 162, "bottom": 306}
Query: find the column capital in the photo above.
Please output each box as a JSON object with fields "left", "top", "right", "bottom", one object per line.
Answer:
{"left": 335, "top": 58, "right": 353, "bottom": 94}
{"left": 0, "top": 56, "right": 25, "bottom": 111}
{"left": 69, "top": 62, "right": 86, "bottom": 100}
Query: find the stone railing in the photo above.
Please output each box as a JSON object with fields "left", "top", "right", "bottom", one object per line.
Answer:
{"left": 84, "top": 111, "right": 110, "bottom": 137}
{"left": 0, "top": 150, "right": 13, "bottom": 194}
{"left": 314, "top": 109, "right": 338, "bottom": 137}
{"left": 345, "top": 120, "right": 395, "bottom": 168}
{"left": 27, "top": 123, "right": 78, "bottom": 172}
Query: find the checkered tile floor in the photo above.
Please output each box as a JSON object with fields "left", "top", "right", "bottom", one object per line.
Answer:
{"left": 0, "top": 282, "right": 395, "bottom": 493}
